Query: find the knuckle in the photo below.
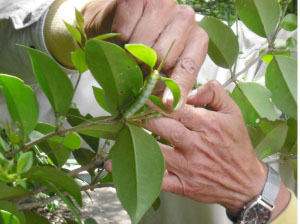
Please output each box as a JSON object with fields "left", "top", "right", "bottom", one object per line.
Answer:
{"left": 208, "top": 80, "right": 222, "bottom": 90}
{"left": 170, "top": 123, "right": 186, "bottom": 144}
{"left": 180, "top": 57, "right": 198, "bottom": 76}
{"left": 179, "top": 106, "right": 193, "bottom": 126}
{"left": 177, "top": 5, "right": 195, "bottom": 23}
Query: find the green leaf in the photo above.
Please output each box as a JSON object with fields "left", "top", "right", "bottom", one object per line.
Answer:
{"left": 66, "top": 108, "right": 99, "bottom": 152}
{"left": 231, "top": 82, "right": 279, "bottom": 126}
{"left": 283, "top": 118, "right": 297, "bottom": 154}
{"left": 63, "top": 21, "right": 82, "bottom": 44}
{"left": 152, "top": 197, "right": 161, "bottom": 211}
{"left": 160, "top": 77, "right": 181, "bottom": 110}
{"left": 35, "top": 123, "right": 82, "bottom": 150}
{"left": 198, "top": 16, "right": 239, "bottom": 68}
{"left": 25, "top": 166, "right": 82, "bottom": 207}
{"left": 92, "top": 86, "right": 110, "bottom": 113}
{"left": 125, "top": 44, "right": 157, "bottom": 69}
{"left": 261, "top": 51, "right": 291, "bottom": 63}
{"left": 85, "top": 218, "right": 97, "bottom": 224}
{"left": 24, "top": 211, "right": 50, "bottom": 224}
{"left": 73, "top": 148, "right": 96, "bottom": 176}
{"left": 0, "top": 201, "right": 25, "bottom": 224}
{"left": 0, "top": 210, "right": 20, "bottom": 224}
{"left": 0, "top": 74, "right": 39, "bottom": 137}
{"left": 75, "top": 8, "right": 85, "bottom": 33}
{"left": 111, "top": 123, "right": 164, "bottom": 224}
{"left": 76, "top": 117, "right": 123, "bottom": 140}
{"left": 23, "top": 46, "right": 74, "bottom": 115}
{"left": 85, "top": 40, "right": 143, "bottom": 116}
{"left": 100, "top": 173, "right": 113, "bottom": 183}
{"left": 247, "top": 119, "right": 288, "bottom": 159}
{"left": 149, "top": 95, "right": 170, "bottom": 113}
{"left": 0, "top": 137, "right": 10, "bottom": 152}
{"left": 93, "top": 33, "right": 120, "bottom": 41}
{"left": 265, "top": 56, "right": 297, "bottom": 119}
{"left": 235, "top": 0, "right": 280, "bottom": 37}
{"left": 72, "top": 49, "right": 88, "bottom": 74}
{"left": 16, "top": 151, "right": 33, "bottom": 174}
{"left": 0, "top": 152, "right": 8, "bottom": 166}
{"left": 282, "top": 14, "right": 297, "bottom": 31}
{"left": 286, "top": 36, "right": 297, "bottom": 50}
{"left": 42, "top": 180, "right": 82, "bottom": 224}
{"left": 0, "top": 183, "right": 31, "bottom": 200}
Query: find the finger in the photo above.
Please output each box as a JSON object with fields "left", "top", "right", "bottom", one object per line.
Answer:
{"left": 143, "top": 117, "right": 197, "bottom": 150}
{"left": 188, "top": 80, "right": 240, "bottom": 113}
{"left": 82, "top": 0, "right": 117, "bottom": 38}
{"left": 112, "top": 0, "right": 145, "bottom": 42}
{"left": 159, "top": 143, "right": 186, "bottom": 174}
{"left": 104, "top": 160, "right": 112, "bottom": 173}
{"left": 152, "top": 5, "right": 195, "bottom": 70}
{"left": 161, "top": 170, "right": 183, "bottom": 195}
{"left": 128, "top": 0, "right": 176, "bottom": 47}
{"left": 162, "top": 25, "right": 209, "bottom": 110}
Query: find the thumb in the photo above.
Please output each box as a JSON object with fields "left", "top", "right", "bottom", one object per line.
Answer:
{"left": 188, "top": 80, "right": 238, "bottom": 113}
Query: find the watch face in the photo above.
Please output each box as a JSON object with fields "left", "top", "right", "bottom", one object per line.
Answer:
{"left": 242, "top": 203, "right": 272, "bottom": 224}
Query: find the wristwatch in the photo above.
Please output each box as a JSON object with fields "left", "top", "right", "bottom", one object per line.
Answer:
{"left": 228, "top": 164, "right": 281, "bottom": 224}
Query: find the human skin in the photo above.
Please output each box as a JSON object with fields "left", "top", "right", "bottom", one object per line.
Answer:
{"left": 105, "top": 81, "right": 291, "bottom": 220}
{"left": 82, "top": 0, "right": 209, "bottom": 109}
{"left": 83, "top": 0, "right": 291, "bottom": 220}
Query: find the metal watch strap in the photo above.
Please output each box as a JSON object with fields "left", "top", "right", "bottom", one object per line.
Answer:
{"left": 261, "top": 165, "right": 281, "bottom": 206}
{"left": 227, "top": 164, "right": 281, "bottom": 223}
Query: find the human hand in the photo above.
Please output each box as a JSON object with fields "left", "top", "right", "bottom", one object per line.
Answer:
{"left": 141, "top": 80, "right": 269, "bottom": 215}
{"left": 82, "top": 0, "right": 208, "bottom": 109}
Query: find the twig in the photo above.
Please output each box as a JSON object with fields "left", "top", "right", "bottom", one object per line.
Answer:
{"left": 6, "top": 117, "right": 118, "bottom": 158}
{"left": 17, "top": 183, "right": 114, "bottom": 211}
{"left": 270, "top": 0, "right": 292, "bottom": 45}
{"left": 16, "top": 161, "right": 105, "bottom": 204}
{"left": 223, "top": 49, "right": 271, "bottom": 87}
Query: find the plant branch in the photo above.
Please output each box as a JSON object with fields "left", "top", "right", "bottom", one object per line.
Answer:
{"left": 17, "top": 183, "right": 114, "bottom": 211}
{"left": 16, "top": 161, "right": 105, "bottom": 204}
{"left": 271, "top": 0, "right": 292, "bottom": 45}
{"left": 6, "top": 117, "right": 118, "bottom": 158}
{"left": 223, "top": 49, "right": 271, "bottom": 87}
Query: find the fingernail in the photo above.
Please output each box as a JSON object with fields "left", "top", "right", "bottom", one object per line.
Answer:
{"left": 164, "top": 92, "right": 173, "bottom": 111}
{"left": 104, "top": 160, "right": 112, "bottom": 173}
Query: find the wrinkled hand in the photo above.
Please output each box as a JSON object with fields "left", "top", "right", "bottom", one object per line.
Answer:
{"left": 142, "top": 81, "right": 268, "bottom": 215}
{"left": 82, "top": 0, "right": 208, "bottom": 108}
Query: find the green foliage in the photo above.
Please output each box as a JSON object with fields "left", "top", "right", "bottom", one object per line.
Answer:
{"left": 125, "top": 44, "right": 157, "bottom": 69}
{"left": 0, "top": 3, "right": 296, "bottom": 223}
{"left": 236, "top": 0, "right": 280, "bottom": 37}
{"left": 0, "top": 74, "right": 39, "bottom": 138}
{"left": 266, "top": 56, "right": 297, "bottom": 119}
{"left": 0, "top": 210, "right": 20, "bottom": 224}
{"left": 25, "top": 166, "right": 82, "bottom": 206}
{"left": 24, "top": 46, "right": 74, "bottom": 115}
{"left": 24, "top": 211, "right": 50, "bottom": 224}
{"left": 198, "top": 16, "right": 239, "bottom": 68}
{"left": 282, "top": 13, "right": 297, "bottom": 31}
{"left": 231, "top": 82, "right": 279, "bottom": 126}
{"left": 16, "top": 152, "right": 33, "bottom": 174}
{"left": 86, "top": 40, "right": 143, "bottom": 116}
{"left": 0, "top": 201, "right": 26, "bottom": 224}
{"left": 71, "top": 48, "right": 88, "bottom": 74}
{"left": 0, "top": 183, "right": 31, "bottom": 200}
{"left": 248, "top": 119, "right": 288, "bottom": 159}
{"left": 111, "top": 123, "right": 164, "bottom": 224}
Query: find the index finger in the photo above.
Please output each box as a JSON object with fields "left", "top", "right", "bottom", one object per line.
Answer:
{"left": 162, "top": 26, "right": 208, "bottom": 110}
